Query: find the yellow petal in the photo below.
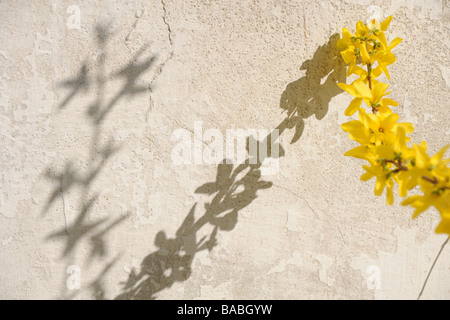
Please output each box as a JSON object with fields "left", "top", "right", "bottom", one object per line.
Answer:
{"left": 412, "top": 204, "right": 430, "bottom": 219}
{"left": 377, "top": 105, "right": 393, "bottom": 114}
{"left": 381, "top": 98, "right": 398, "bottom": 107}
{"left": 402, "top": 195, "right": 421, "bottom": 206}
{"left": 356, "top": 21, "right": 369, "bottom": 36}
{"left": 337, "top": 28, "right": 352, "bottom": 49}
{"left": 371, "top": 50, "right": 385, "bottom": 63}
{"left": 386, "top": 181, "right": 394, "bottom": 205}
{"left": 394, "top": 127, "right": 406, "bottom": 151}
{"left": 432, "top": 145, "right": 449, "bottom": 163}
{"left": 402, "top": 195, "right": 430, "bottom": 218}
{"left": 376, "top": 145, "right": 394, "bottom": 159}
{"left": 378, "top": 61, "right": 391, "bottom": 80}
{"left": 383, "top": 113, "right": 399, "bottom": 130}
{"left": 361, "top": 171, "right": 375, "bottom": 181}
{"left": 359, "top": 42, "right": 371, "bottom": 64}
{"left": 341, "top": 47, "right": 356, "bottom": 64}
{"left": 338, "top": 80, "right": 372, "bottom": 98}
{"left": 346, "top": 59, "right": 356, "bottom": 77}
{"left": 364, "top": 113, "right": 380, "bottom": 131}
{"left": 350, "top": 66, "right": 367, "bottom": 76}
{"left": 345, "top": 145, "right": 371, "bottom": 159}
{"left": 380, "top": 16, "right": 393, "bottom": 31}
{"left": 435, "top": 216, "right": 450, "bottom": 235}
{"left": 352, "top": 80, "right": 372, "bottom": 98}
{"left": 396, "top": 171, "right": 409, "bottom": 197}
{"left": 372, "top": 65, "right": 383, "bottom": 78}
{"left": 345, "top": 98, "right": 363, "bottom": 116}
{"left": 395, "top": 122, "right": 414, "bottom": 134}
{"left": 374, "top": 177, "right": 385, "bottom": 196}
{"left": 388, "top": 37, "right": 403, "bottom": 50}
{"left": 381, "top": 51, "right": 397, "bottom": 65}
{"left": 338, "top": 82, "right": 356, "bottom": 96}
{"left": 372, "top": 83, "right": 390, "bottom": 100}
{"left": 362, "top": 164, "right": 378, "bottom": 177}
{"left": 414, "top": 142, "right": 429, "bottom": 168}
{"left": 341, "top": 120, "right": 363, "bottom": 132}
{"left": 377, "top": 32, "right": 388, "bottom": 48}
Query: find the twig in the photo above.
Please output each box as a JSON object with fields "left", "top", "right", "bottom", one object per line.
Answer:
{"left": 417, "top": 237, "right": 449, "bottom": 300}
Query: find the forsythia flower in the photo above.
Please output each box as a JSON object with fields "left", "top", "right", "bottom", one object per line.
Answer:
{"left": 341, "top": 108, "right": 413, "bottom": 146}
{"left": 338, "top": 79, "right": 399, "bottom": 115}
{"left": 337, "top": 16, "right": 450, "bottom": 236}
{"left": 337, "top": 16, "right": 402, "bottom": 80}
{"left": 402, "top": 144, "right": 450, "bottom": 223}
{"left": 361, "top": 159, "right": 396, "bottom": 204}
{"left": 341, "top": 108, "right": 372, "bottom": 145}
{"left": 411, "top": 143, "right": 449, "bottom": 183}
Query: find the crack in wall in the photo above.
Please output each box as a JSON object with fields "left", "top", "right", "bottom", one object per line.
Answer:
{"left": 161, "top": 0, "right": 173, "bottom": 47}
{"left": 147, "top": 0, "right": 174, "bottom": 120}
{"left": 272, "top": 183, "right": 322, "bottom": 221}
{"left": 60, "top": 186, "right": 69, "bottom": 236}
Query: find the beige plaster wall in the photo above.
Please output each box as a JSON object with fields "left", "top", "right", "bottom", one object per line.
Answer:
{"left": 0, "top": 0, "right": 449, "bottom": 299}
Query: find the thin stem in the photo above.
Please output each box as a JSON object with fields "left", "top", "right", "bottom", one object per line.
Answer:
{"left": 417, "top": 237, "right": 449, "bottom": 300}
{"left": 383, "top": 159, "right": 407, "bottom": 173}
{"left": 422, "top": 176, "right": 438, "bottom": 185}
{"left": 367, "top": 63, "right": 372, "bottom": 90}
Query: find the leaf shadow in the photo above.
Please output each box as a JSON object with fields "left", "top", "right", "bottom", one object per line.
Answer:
{"left": 114, "top": 33, "right": 345, "bottom": 300}
{"left": 42, "top": 23, "right": 155, "bottom": 298}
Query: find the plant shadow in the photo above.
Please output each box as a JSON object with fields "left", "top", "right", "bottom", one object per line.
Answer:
{"left": 114, "top": 33, "right": 345, "bottom": 300}
{"left": 42, "top": 24, "right": 155, "bottom": 298}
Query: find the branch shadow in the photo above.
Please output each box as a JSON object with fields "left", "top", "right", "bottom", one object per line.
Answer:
{"left": 277, "top": 33, "right": 345, "bottom": 143}
{"left": 114, "top": 33, "right": 345, "bottom": 300}
{"left": 42, "top": 24, "right": 155, "bottom": 298}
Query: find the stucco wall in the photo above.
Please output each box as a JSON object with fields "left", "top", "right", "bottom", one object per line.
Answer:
{"left": 0, "top": 0, "right": 449, "bottom": 299}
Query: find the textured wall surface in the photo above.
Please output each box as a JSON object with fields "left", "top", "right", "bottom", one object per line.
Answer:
{"left": 0, "top": 0, "right": 449, "bottom": 300}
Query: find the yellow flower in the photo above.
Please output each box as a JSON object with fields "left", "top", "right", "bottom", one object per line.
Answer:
{"left": 402, "top": 143, "right": 450, "bottom": 222}
{"left": 413, "top": 143, "right": 449, "bottom": 178}
{"left": 338, "top": 15, "right": 450, "bottom": 236}
{"left": 341, "top": 108, "right": 372, "bottom": 145}
{"left": 368, "top": 16, "right": 393, "bottom": 33}
{"left": 349, "top": 128, "right": 414, "bottom": 203}
{"left": 348, "top": 64, "right": 383, "bottom": 83}
{"left": 338, "top": 79, "right": 371, "bottom": 116}
{"left": 360, "top": 160, "right": 396, "bottom": 205}
{"left": 375, "top": 35, "right": 402, "bottom": 80}
{"left": 407, "top": 143, "right": 449, "bottom": 190}
{"left": 337, "top": 16, "right": 402, "bottom": 79}
{"left": 355, "top": 21, "right": 370, "bottom": 38}
{"left": 402, "top": 193, "right": 436, "bottom": 218}
{"left": 402, "top": 187, "right": 450, "bottom": 221}
{"left": 344, "top": 145, "right": 375, "bottom": 161}
{"left": 355, "top": 40, "right": 384, "bottom": 66}
{"left": 364, "top": 80, "right": 399, "bottom": 114}
{"left": 374, "top": 128, "right": 415, "bottom": 196}
{"left": 362, "top": 109, "right": 413, "bottom": 146}
{"left": 338, "top": 79, "right": 399, "bottom": 116}
{"left": 337, "top": 28, "right": 353, "bottom": 50}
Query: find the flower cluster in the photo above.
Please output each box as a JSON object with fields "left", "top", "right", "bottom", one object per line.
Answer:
{"left": 337, "top": 17, "right": 450, "bottom": 235}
